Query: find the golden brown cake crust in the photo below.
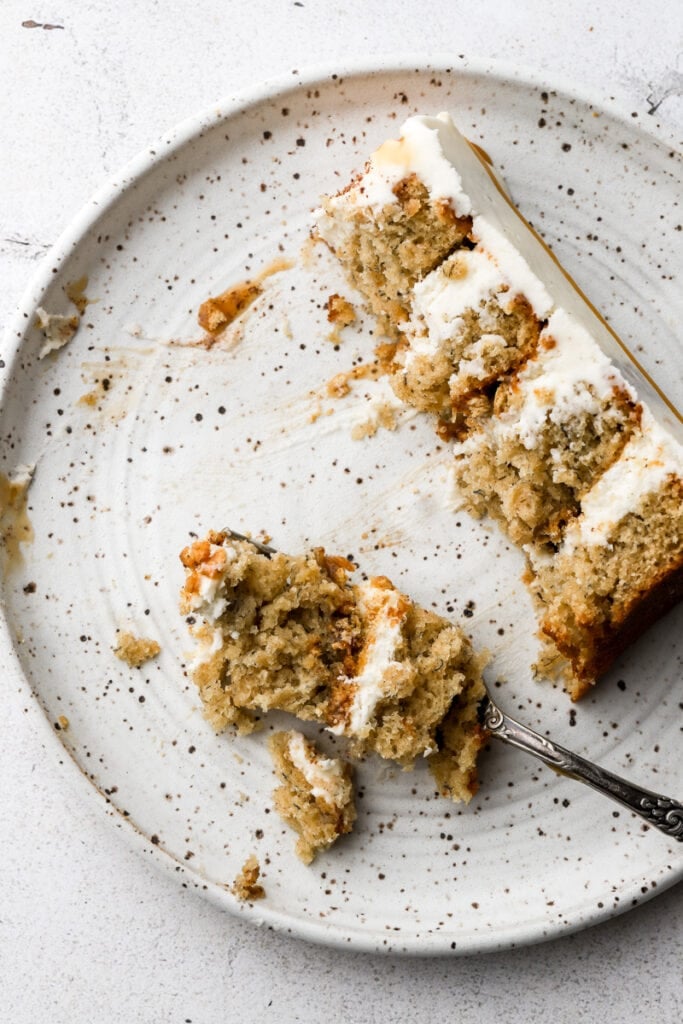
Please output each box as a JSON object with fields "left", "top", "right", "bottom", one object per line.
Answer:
{"left": 542, "top": 555, "right": 683, "bottom": 700}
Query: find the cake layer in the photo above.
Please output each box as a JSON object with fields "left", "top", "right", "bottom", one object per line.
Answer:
{"left": 180, "top": 531, "right": 488, "bottom": 798}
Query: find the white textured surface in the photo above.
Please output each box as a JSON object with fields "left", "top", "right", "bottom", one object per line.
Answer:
{"left": 1, "top": 1, "right": 682, "bottom": 1021}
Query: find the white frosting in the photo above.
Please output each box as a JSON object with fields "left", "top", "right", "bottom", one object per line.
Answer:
{"left": 562, "top": 407, "right": 683, "bottom": 552}
{"left": 287, "top": 731, "right": 347, "bottom": 804}
{"left": 330, "top": 580, "right": 409, "bottom": 739}
{"left": 504, "top": 309, "right": 636, "bottom": 449}
{"left": 403, "top": 222, "right": 551, "bottom": 365}
{"left": 405, "top": 248, "right": 506, "bottom": 356}
{"left": 188, "top": 625, "right": 224, "bottom": 670}
{"left": 358, "top": 115, "right": 473, "bottom": 214}
{"left": 471, "top": 217, "right": 553, "bottom": 319}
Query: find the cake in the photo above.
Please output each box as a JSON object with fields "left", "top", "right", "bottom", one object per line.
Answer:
{"left": 180, "top": 531, "right": 488, "bottom": 801}
{"left": 315, "top": 113, "right": 683, "bottom": 699}
{"left": 231, "top": 854, "right": 265, "bottom": 902}
{"left": 113, "top": 631, "right": 161, "bottom": 668}
{"left": 269, "top": 730, "right": 356, "bottom": 863}
{"left": 451, "top": 310, "right": 642, "bottom": 547}
{"left": 315, "top": 121, "right": 473, "bottom": 337}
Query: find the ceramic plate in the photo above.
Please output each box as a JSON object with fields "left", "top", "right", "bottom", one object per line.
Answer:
{"left": 2, "top": 59, "right": 682, "bottom": 954}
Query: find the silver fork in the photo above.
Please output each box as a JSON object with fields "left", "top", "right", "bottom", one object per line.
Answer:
{"left": 224, "top": 529, "right": 683, "bottom": 842}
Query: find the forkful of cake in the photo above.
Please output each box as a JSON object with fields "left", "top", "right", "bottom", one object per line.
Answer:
{"left": 179, "top": 528, "right": 683, "bottom": 844}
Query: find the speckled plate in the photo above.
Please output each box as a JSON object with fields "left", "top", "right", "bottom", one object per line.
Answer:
{"left": 2, "top": 58, "right": 682, "bottom": 954}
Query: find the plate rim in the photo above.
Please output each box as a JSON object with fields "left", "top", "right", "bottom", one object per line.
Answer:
{"left": 2, "top": 54, "right": 682, "bottom": 956}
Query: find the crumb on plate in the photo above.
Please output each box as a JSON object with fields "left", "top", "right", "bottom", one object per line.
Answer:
{"left": 232, "top": 854, "right": 265, "bottom": 901}
{"left": 326, "top": 293, "right": 356, "bottom": 326}
{"left": 114, "top": 631, "right": 161, "bottom": 667}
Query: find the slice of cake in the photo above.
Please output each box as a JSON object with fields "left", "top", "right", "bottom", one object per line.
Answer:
{"left": 269, "top": 730, "right": 356, "bottom": 863}
{"left": 180, "top": 531, "right": 488, "bottom": 799}
{"left": 316, "top": 112, "right": 683, "bottom": 698}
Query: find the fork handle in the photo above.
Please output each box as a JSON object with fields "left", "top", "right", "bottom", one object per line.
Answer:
{"left": 481, "top": 698, "right": 683, "bottom": 841}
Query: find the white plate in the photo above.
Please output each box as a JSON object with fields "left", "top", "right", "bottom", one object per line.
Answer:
{"left": 2, "top": 59, "right": 682, "bottom": 954}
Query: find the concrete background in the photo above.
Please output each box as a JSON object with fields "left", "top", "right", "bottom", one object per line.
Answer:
{"left": 1, "top": 2, "right": 682, "bottom": 1020}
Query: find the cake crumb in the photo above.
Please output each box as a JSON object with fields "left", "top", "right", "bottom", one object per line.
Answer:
{"left": 325, "top": 361, "right": 385, "bottom": 399}
{"left": 36, "top": 307, "right": 80, "bottom": 358}
{"left": 232, "top": 854, "right": 265, "bottom": 901}
{"left": 64, "top": 276, "right": 92, "bottom": 315}
{"left": 0, "top": 464, "right": 35, "bottom": 572}
{"left": 326, "top": 372, "right": 352, "bottom": 398}
{"left": 326, "top": 293, "right": 356, "bottom": 326}
{"left": 197, "top": 258, "right": 294, "bottom": 340}
{"left": 114, "top": 631, "right": 161, "bottom": 667}
{"left": 351, "top": 398, "right": 401, "bottom": 440}
{"left": 198, "top": 280, "right": 262, "bottom": 336}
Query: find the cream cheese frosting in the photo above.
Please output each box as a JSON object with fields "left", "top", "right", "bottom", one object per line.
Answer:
{"left": 287, "top": 731, "right": 348, "bottom": 805}
{"left": 561, "top": 407, "right": 683, "bottom": 552}
{"left": 500, "top": 308, "right": 637, "bottom": 449}
{"left": 330, "top": 580, "right": 410, "bottom": 739}
{"left": 405, "top": 247, "right": 511, "bottom": 357}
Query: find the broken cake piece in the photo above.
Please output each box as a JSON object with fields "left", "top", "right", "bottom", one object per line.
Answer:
{"left": 315, "top": 119, "right": 473, "bottom": 336}
{"left": 179, "top": 531, "right": 488, "bottom": 802}
{"left": 269, "top": 730, "right": 356, "bottom": 863}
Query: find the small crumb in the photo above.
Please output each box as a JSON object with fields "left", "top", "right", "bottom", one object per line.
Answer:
{"left": 324, "top": 361, "right": 384, "bottom": 400}
{"left": 326, "top": 293, "right": 356, "bottom": 327}
{"left": 77, "top": 391, "right": 100, "bottom": 407}
{"left": 232, "top": 854, "right": 265, "bottom": 902}
{"left": 35, "top": 307, "right": 80, "bottom": 358}
{"left": 114, "top": 631, "right": 161, "bottom": 667}
{"left": 57, "top": 715, "right": 69, "bottom": 730}
{"left": 351, "top": 398, "right": 401, "bottom": 440}
{"left": 0, "top": 464, "right": 35, "bottom": 572}
{"left": 326, "top": 372, "right": 352, "bottom": 399}
{"left": 197, "top": 259, "right": 294, "bottom": 340}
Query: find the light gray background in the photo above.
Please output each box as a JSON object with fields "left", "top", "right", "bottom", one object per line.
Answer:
{"left": 2, "top": 2, "right": 682, "bottom": 1020}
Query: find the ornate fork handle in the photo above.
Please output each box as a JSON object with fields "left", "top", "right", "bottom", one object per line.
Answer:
{"left": 481, "top": 697, "right": 683, "bottom": 841}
